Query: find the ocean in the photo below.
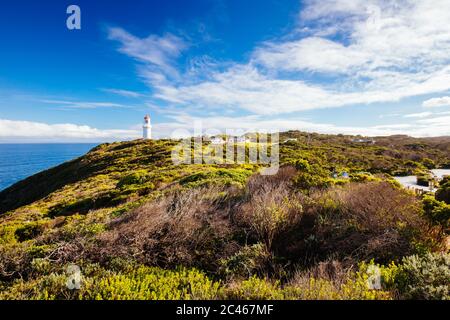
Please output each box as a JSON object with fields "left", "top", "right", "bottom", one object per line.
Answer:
{"left": 0, "top": 144, "right": 98, "bottom": 191}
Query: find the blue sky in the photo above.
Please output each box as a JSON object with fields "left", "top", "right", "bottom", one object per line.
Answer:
{"left": 0, "top": 0, "right": 449, "bottom": 142}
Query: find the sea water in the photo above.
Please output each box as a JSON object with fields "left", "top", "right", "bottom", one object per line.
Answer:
{"left": 0, "top": 143, "right": 97, "bottom": 191}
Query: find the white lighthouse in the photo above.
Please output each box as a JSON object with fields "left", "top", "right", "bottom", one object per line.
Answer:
{"left": 143, "top": 115, "right": 152, "bottom": 140}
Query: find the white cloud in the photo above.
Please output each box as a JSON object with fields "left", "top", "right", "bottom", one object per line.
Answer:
{"left": 403, "top": 112, "right": 433, "bottom": 118}
{"left": 422, "top": 96, "right": 450, "bottom": 108}
{"left": 252, "top": 37, "right": 370, "bottom": 74}
{"left": 102, "top": 88, "right": 144, "bottom": 98}
{"left": 372, "top": 124, "right": 412, "bottom": 130}
{"left": 0, "top": 119, "right": 140, "bottom": 142}
{"left": 101, "top": 1, "right": 450, "bottom": 138}
{"left": 150, "top": 113, "right": 450, "bottom": 139}
{"left": 108, "top": 27, "right": 187, "bottom": 80}
{"left": 41, "top": 99, "right": 130, "bottom": 109}
{"left": 2, "top": 110, "right": 446, "bottom": 143}
{"left": 107, "top": 1, "right": 450, "bottom": 116}
{"left": 300, "top": 0, "right": 368, "bottom": 20}
{"left": 417, "top": 115, "right": 450, "bottom": 127}
{"left": 154, "top": 65, "right": 338, "bottom": 114}
{"left": 152, "top": 64, "right": 450, "bottom": 114}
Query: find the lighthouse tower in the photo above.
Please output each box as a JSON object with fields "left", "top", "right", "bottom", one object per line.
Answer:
{"left": 143, "top": 115, "right": 152, "bottom": 140}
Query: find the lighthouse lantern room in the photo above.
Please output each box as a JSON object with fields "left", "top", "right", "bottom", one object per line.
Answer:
{"left": 143, "top": 115, "right": 152, "bottom": 140}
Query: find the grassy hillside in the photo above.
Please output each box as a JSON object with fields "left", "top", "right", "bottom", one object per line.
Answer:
{"left": 0, "top": 131, "right": 449, "bottom": 300}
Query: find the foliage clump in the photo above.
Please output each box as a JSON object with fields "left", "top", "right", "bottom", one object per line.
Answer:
{"left": 423, "top": 194, "right": 450, "bottom": 230}
{"left": 396, "top": 253, "right": 450, "bottom": 300}
{"left": 436, "top": 176, "right": 450, "bottom": 204}
{"left": 179, "top": 167, "right": 254, "bottom": 188}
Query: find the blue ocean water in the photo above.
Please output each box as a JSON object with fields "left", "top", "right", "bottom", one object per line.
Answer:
{"left": 0, "top": 144, "right": 98, "bottom": 191}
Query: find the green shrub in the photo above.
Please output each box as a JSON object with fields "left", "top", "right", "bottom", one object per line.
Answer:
{"left": 416, "top": 175, "right": 431, "bottom": 187}
{"left": 358, "top": 260, "right": 403, "bottom": 291}
{"left": 436, "top": 176, "right": 450, "bottom": 204}
{"left": 422, "top": 195, "right": 450, "bottom": 228}
{"left": 221, "top": 276, "right": 283, "bottom": 300}
{"left": 220, "top": 243, "right": 271, "bottom": 278}
{"left": 31, "top": 258, "right": 53, "bottom": 274}
{"left": 0, "top": 265, "right": 221, "bottom": 300}
{"left": 83, "top": 266, "right": 221, "bottom": 300}
{"left": 397, "top": 253, "right": 450, "bottom": 300}
{"left": 350, "top": 173, "right": 380, "bottom": 183}
{"left": 361, "top": 254, "right": 449, "bottom": 300}
{"left": 117, "top": 170, "right": 151, "bottom": 188}
{"left": 294, "top": 159, "right": 311, "bottom": 171}
{"left": 284, "top": 276, "right": 392, "bottom": 300}
{"left": 0, "top": 225, "right": 17, "bottom": 245}
{"left": 294, "top": 172, "right": 333, "bottom": 190}
{"left": 0, "top": 221, "right": 48, "bottom": 244}
{"left": 421, "top": 158, "right": 436, "bottom": 170}
{"left": 222, "top": 268, "right": 392, "bottom": 300}
{"left": 180, "top": 168, "right": 253, "bottom": 188}
{"left": 15, "top": 222, "right": 47, "bottom": 242}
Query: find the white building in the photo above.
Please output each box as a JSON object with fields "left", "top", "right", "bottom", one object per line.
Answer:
{"left": 210, "top": 136, "right": 225, "bottom": 145}
{"left": 227, "top": 137, "right": 236, "bottom": 144}
{"left": 143, "top": 115, "right": 152, "bottom": 140}
{"left": 351, "top": 138, "right": 375, "bottom": 144}
{"left": 210, "top": 136, "right": 250, "bottom": 145}
{"left": 236, "top": 136, "right": 250, "bottom": 143}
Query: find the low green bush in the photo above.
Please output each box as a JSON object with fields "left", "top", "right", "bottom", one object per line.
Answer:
{"left": 397, "top": 253, "right": 450, "bottom": 300}
{"left": 0, "top": 221, "right": 48, "bottom": 244}
{"left": 117, "top": 170, "right": 151, "bottom": 188}
{"left": 294, "top": 172, "right": 334, "bottom": 190}
{"left": 284, "top": 276, "right": 392, "bottom": 300}
{"left": 350, "top": 173, "right": 381, "bottom": 183}
{"left": 360, "top": 253, "right": 450, "bottom": 300}
{"left": 416, "top": 175, "right": 431, "bottom": 187}
{"left": 84, "top": 266, "right": 221, "bottom": 300}
{"left": 219, "top": 243, "right": 271, "bottom": 278}
{"left": 422, "top": 195, "right": 450, "bottom": 228}
{"left": 0, "top": 265, "right": 221, "bottom": 300}
{"left": 15, "top": 222, "right": 47, "bottom": 242}
{"left": 180, "top": 168, "right": 253, "bottom": 188}
{"left": 222, "top": 271, "right": 392, "bottom": 300}
{"left": 436, "top": 176, "right": 450, "bottom": 204}
{"left": 0, "top": 225, "right": 17, "bottom": 245}
{"left": 221, "top": 276, "right": 284, "bottom": 300}
{"left": 421, "top": 158, "right": 436, "bottom": 170}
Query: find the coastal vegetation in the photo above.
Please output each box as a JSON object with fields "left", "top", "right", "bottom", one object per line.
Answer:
{"left": 0, "top": 131, "right": 449, "bottom": 300}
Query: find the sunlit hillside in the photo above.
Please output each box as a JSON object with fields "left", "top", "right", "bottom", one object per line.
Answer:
{"left": 0, "top": 131, "right": 449, "bottom": 300}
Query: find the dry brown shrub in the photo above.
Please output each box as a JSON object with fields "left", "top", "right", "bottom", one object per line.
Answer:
{"left": 332, "top": 182, "right": 422, "bottom": 230}
{"left": 45, "top": 241, "right": 86, "bottom": 264}
{"left": 307, "top": 182, "right": 439, "bottom": 262}
{"left": 236, "top": 166, "right": 304, "bottom": 250}
{"left": 245, "top": 165, "right": 298, "bottom": 197}
{"left": 92, "top": 186, "right": 238, "bottom": 270}
{"left": 0, "top": 244, "right": 30, "bottom": 280}
{"left": 289, "top": 259, "right": 352, "bottom": 289}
